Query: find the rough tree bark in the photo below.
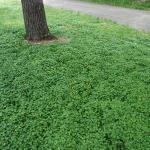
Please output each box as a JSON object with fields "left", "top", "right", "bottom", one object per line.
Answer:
{"left": 21, "top": 0, "right": 54, "bottom": 41}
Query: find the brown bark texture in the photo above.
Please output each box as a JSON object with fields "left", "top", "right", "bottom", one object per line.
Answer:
{"left": 21, "top": 0, "right": 50, "bottom": 41}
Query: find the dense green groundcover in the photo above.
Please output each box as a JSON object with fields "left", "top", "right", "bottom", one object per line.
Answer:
{"left": 81, "top": 0, "right": 150, "bottom": 10}
{"left": 0, "top": 0, "right": 150, "bottom": 149}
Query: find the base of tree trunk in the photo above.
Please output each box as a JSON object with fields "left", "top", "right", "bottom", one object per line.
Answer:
{"left": 26, "top": 34, "right": 57, "bottom": 43}
{"left": 26, "top": 36, "right": 70, "bottom": 45}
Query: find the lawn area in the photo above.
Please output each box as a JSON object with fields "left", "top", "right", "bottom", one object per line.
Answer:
{"left": 81, "top": 0, "right": 150, "bottom": 10}
{"left": 0, "top": 0, "right": 150, "bottom": 149}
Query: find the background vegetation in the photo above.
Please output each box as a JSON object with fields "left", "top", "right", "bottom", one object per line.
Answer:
{"left": 81, "top": 0, "right": 150, "bottom": 10}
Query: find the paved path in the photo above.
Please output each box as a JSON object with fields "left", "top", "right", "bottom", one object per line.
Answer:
{"left": 44, "top": 0, "right": 150, "bottom": 32}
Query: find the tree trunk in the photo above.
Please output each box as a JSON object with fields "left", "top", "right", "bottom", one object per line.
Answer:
{"left": 21, "top": 0, "right": 51, "bottom": 41}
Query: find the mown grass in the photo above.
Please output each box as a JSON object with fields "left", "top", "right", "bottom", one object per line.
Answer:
{"left": 81, "top": 0, "right": 150, "bottom": 10}
{"left": 0, "top": 0, "right": 150, "bottom": 149}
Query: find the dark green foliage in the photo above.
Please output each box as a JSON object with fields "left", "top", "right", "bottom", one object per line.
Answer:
{"left": 0, "top": 0, "right": 150, "bottom": 149}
